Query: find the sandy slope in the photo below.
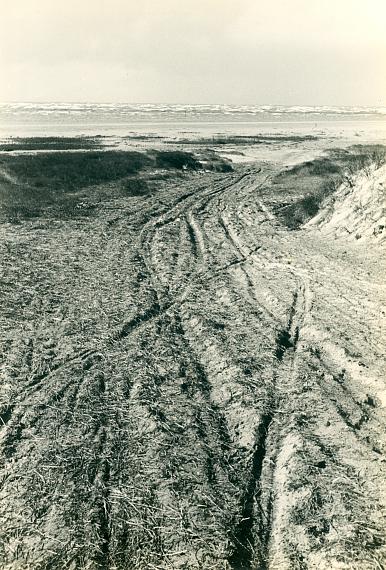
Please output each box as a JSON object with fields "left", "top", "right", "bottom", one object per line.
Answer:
{"left": 0, "top": 157, "right": 385, "bottom": 569}
{"left": 306, "top": 163, "right": 386, "bottom": 243}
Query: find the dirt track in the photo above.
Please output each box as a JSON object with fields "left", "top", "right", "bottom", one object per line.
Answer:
{"left": 1, "top": 159, "right": 386, "bottom": 569}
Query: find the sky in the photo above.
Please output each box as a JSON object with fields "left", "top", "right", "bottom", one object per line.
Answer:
{"left": 0, "top": 0, "right": 385, "bottom": 105}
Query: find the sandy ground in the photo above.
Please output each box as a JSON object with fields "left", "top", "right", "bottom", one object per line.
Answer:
{"left": 0, "top": 142, "right": 385, "bottom": 569}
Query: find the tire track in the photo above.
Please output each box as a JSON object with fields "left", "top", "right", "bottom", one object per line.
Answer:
{"left": 228, "top": 279, "right": 307, "bottom": 569}
{"left": 185, "top": 212, "right": 206, "bottom": 260}
{"left": 229, "top": 413, "right": 273, "bottom": 570}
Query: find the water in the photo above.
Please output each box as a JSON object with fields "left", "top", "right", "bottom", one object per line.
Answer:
{"left": 1, "top": 103, "right": 386, "bottom": 141}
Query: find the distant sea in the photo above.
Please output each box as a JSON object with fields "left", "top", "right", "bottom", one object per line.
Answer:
{"left": 1, "top": 103, "right": 386, "bottom": 140}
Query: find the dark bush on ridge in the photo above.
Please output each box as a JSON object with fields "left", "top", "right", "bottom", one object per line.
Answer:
{"left": 152, "top": 150, "right": 201, "bottom": 170}
{"left": 286, "top": 158, "right": 341, "bottom": 176}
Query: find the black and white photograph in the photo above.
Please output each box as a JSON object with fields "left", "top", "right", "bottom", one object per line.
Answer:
{"left": 0, "top": 1, "right": 385, "bottom": 568}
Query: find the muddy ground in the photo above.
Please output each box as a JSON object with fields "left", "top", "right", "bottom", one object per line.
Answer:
{"left": 0, "top": 141, "right": 385, "bottom": 570}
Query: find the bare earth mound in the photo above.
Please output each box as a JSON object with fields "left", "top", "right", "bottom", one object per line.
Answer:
{"left": 0, "top": 145, "right": 385, "bottom": 569}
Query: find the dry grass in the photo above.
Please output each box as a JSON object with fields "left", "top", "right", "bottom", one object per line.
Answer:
{"left": 272, "top": 145, "right": 386, "bottom": 228}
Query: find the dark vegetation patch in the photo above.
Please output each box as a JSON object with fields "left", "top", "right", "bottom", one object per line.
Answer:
{"left": 285, "top": 158, "right": 341, "bottom": 176}
{"left": 122, "top": 134, "right": 164, "bottom": 141}
{"left": 197, "top": 150, "right": 234, "bottom": 172}
{"left": 167, "top": 134, "right": 318, "bottom": 146}
{"left": 327, "top": 144, "right": 386, "bottom": 175}
{"left": 0, "top": 149, "right": 232, "bottom": 222}
{"left": 272, "top": 145, "right": 386, "bottom": 229}
{"left": 0, "top": 136, "right": 103, "bottom": 151}
{"left": 1, "top": 151, "right": 154, "bottom": 189}
{"left": 0, "top": 149, "right": 213, "bottom": 222}
{"left": 151, "top": 150, "right": 201, "bottom": 170}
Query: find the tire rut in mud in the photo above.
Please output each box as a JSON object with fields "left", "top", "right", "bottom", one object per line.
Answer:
{"left": 229, "top": 287, "right": 304, "bottom": 569}
{"left": 229, "top": 413, "right": 273, "bottom": 570}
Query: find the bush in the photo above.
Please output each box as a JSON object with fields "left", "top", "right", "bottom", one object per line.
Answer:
{"left": 286, "top": 158, "right": 341, "bottom": 177}
{"left": 152, "top": 150, "right": 201, "bottom": 170}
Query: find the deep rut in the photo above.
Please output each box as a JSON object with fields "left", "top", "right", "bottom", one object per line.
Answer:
{"left": 229, "top": 412, "right": 273, "bottom": 570}
{"left": 229, "top": 283, "right": 306, "bottom": 570}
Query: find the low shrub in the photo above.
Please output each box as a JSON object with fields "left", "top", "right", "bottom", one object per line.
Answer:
{"left": 152, "top": 150, "right": 202, "bottom": 170}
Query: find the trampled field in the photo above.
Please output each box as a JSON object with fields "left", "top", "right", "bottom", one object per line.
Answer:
{"left": 0, "top": 141, "right": 385, "bottom": 569}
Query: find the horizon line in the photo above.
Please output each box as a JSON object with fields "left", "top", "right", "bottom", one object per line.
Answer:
{"left": 1, "top": 100, "right": 386, "bottom": 108}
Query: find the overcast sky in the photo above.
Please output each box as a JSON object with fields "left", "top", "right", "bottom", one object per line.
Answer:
{"left": 1, "top": 0, "right": 385, "bottom": 105}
